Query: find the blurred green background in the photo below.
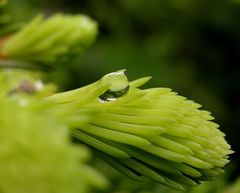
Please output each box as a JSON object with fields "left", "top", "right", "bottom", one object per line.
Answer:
{"left": 1, "top": 0, "right": 240, "bottom": 192}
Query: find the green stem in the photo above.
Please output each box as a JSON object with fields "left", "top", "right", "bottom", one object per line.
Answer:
{"left": 0, "top": 59, "right": 52, "bottom": 71}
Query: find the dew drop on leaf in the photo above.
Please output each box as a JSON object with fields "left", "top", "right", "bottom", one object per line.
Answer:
{"left": 97, "top": 70, "right": 129, "bottom": 102}
{"left": 98, "top": 86, "right": 129, "bottom": 102}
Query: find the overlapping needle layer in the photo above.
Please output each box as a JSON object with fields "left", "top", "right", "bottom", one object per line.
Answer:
{"left": 1, "top": 13, "right": 97, "bottom": 63}
{"left": 49, "top": 71, "right": 233, "bottom": 190}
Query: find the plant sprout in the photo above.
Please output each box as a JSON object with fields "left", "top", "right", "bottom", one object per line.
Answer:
{"left": 48, "top": 70, "right": 233, "bottom": 191}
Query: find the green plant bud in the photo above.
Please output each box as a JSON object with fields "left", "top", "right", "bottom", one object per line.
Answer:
{"left": 49, "top": 70, "right": 233, "bottom": 190}
{"left": 0, "top": 13, "right": 98, "bottom": 63}
{"left": 0, "top": 70, "right": 108, "bottom": 193}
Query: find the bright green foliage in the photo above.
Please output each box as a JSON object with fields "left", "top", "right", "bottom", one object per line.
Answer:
{"left": 1, "top": 13, "right": 97, "bottom": 63}
{"left": 49, "top": 70, "right": 233, "bottom": 190}
{"left": 0, "top": 70, "right": 108, "bottom": 193}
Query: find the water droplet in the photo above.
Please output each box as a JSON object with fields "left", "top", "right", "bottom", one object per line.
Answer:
{"left": 97, "top": 70, "right": 129, "bottom": 102}
{"left": 98, "top": 86, "right": 129, "bottom": 102}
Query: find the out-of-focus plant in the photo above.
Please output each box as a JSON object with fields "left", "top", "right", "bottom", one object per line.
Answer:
{"left": 0, "top": 13, "right": 97, "bottom": 63}
{"left": 0, "top": 7, "right": 109, "bottom": 193}
{"left": 0, "top": 70, "right": 108, "bottom": 193}
{"left": 0, "top": 0, "right": 7, "bottom": 7}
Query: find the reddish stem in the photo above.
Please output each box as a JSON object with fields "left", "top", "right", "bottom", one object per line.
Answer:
{"left": 0, "top": 35, "right": 12, "bottom": 59}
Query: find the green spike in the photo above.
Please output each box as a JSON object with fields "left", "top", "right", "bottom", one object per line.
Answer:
{"left": 147, "top": 135, "right": 193, "bottom": 155}
{"left": 140, "top": 145, "right": 186, "bottom": 162}
{"left": 72, "top": 130, "right": 130, "bottom": 158}
{"left": 78, "top": 124, "right": 151, "bottom": 147}
{"left": 96, "top": 151, "right": 144, "bottom": 181}
{"left": 118, "top": 158, "right": 166, "bottom": 184}
{"left": 91, "top": 117, "right": 166, "bottom": 136}
{"left": 129, "top": 77, "right": 152, "bottom": 88}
